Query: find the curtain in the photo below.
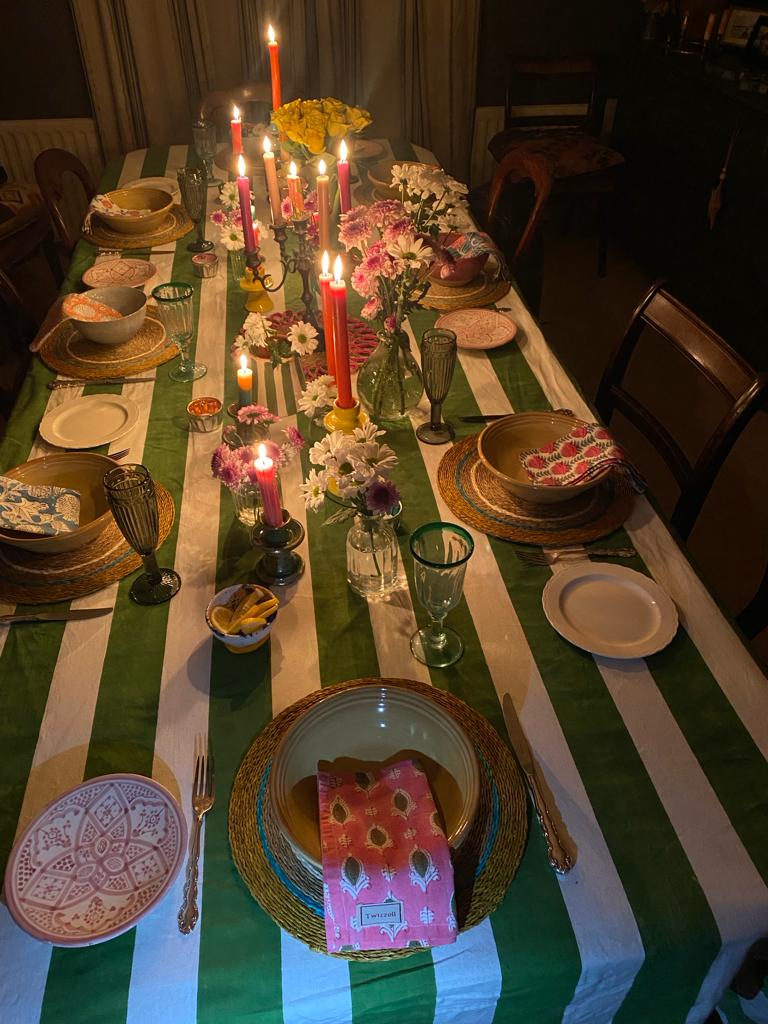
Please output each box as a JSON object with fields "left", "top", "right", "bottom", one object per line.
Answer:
{"left": 71, "top": 0, "right": 480, "bottom": 178}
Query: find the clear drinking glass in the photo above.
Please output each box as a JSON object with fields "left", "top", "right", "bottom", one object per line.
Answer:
{"left": 416, "top": 328, "right": 458, "bottom": 445}
{"left": 409, "top": 522, "right": 474, "bottom": 667}
{"left": 177, "top": 166, "right": 214, "bottom": 253}
{"left": 103, "top": 464, "right": 181, "bottom": 605}
{"left": 152, "top": 282, "right": 206, "bottom": 382}
{"left": 191, "top": 119, "right": 223, "bottom": 186}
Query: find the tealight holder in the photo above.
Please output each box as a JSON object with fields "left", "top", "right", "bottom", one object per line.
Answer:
{"left": 186, "top": 396, "right": 223, "bottom": 432}
{"left": 191, "top": 252, "right": 218, "bottom": 278}
{"left": 251, "top": 509, "right": 305, "bottom": 587}
{"left": 323, "top": 399, "right": 368, "bottom": 435}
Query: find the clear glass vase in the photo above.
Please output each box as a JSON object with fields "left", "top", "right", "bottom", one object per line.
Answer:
{"left": 357, "top": 330, "right": 424, "bottom": 421}
{"left": 231, "top": 484, "right": 262, "bottom": 527}
{"left": 346, "top": 514, "right": 400, "bottom": 599}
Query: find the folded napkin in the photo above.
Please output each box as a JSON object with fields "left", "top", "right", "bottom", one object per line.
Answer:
{"left": 61, "top": 293, "right": 122, "bottom": 322}
{"left": 520, "top": 420, "right": 646, "bottom": 492}
{"left": 437, "top": 230, "right": 508, "bottom": 281}
{"left": 83, "top": 194, "right": 151, "bottom": 231}
{"left": 0, "top": 476, "right": 81, "bottom": 536}
{"left": 318, "top": 758, "right": 458, "bottom": 953}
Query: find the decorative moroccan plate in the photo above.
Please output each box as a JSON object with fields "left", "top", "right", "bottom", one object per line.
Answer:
{"left": 4, "top": 774, "right": 187, "bottom": 946}
{"left": 39, "top": 314, "right": 175, "bottom": 379}
{"left": 436, "top": 309, "right": 517, "bottom": 350}
{"left": 82, "top": 258, "right": 157, "bottom": 290}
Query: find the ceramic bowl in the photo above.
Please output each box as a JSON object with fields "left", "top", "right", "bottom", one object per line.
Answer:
{"left": 366, "top": 159, "right": 436, "bottom": 199}
{"left": 0, "top": 452, "right": 115, "bottom": 554}
{"left": 69, "top": 287, "right": 147, "bottom": 346}
{"left": 269, "top": 682, "right": 480, "bottom": 877}
{"left": 99, "top": 187, "right": 173, "bottom": 235}
{"left": 477, "top": 411, "right": 609, "bottom": 505}
{"left": 429, "top": 232, "right": 489, "bottom": 287}
{"left": 205, "top": 584, "right": 279, "bottom": 654}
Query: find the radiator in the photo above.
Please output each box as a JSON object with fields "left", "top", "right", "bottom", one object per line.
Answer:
{"left": 470, "top": 106, "right": 504, "bottom": 188}
{"left": 0, "top": 118, "right": 103, "bottom": 186}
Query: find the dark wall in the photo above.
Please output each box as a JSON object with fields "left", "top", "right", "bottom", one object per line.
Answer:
{"left": 477, "top": 0, "right": 644, "bottom": 107}
{"left": 0, "top": 1, "right": 91, "bottom": 119}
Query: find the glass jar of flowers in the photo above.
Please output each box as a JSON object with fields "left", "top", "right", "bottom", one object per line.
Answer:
{"left": 301, "top": 422, "right": 402, "bottom": 598}
{"left": 212, "top": 427, "right": 304, "bottom": 527}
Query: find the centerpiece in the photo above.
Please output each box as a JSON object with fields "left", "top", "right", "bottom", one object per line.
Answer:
{"left": 212, "top": 423, "right": 304, "bottom": 527}
{"left": 233, "top": 312, "right": 318, "bottom": 369}
{"left": 272, "top": 97, "right": 372, "bottom": 173}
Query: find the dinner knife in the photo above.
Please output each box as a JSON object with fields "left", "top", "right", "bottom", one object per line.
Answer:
{"left": 458, "top": 414, "right": 510, "bottom": 423}
{"left": 0, "top": 608, "right": 113, "bottom": 625}
{"left": 502, "top": 694, "right": 573, "bottom": 874}
{"left": 48, "top": 377, "right": 155, "bottom": 389}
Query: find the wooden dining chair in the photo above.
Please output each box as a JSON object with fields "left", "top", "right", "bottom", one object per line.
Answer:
{"left": 486, "top": 148, "right": 553, "bottom": 267}
{"left": 595, "top": 281, "right": 768, "bottom": 542}
{"left": 200, "top": 82, "right": 272, "bottom": 140}
{"left": 34, "top": 148, "right": 95, "bottom": 255}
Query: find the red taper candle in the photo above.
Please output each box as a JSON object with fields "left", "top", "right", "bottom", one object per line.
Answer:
{"left": 255, "top": 443, "right": 283, "bottom": 527}
{"left": 330, "top": 255, "right": 353, "bottom": 408}
{"left": 230, "top": 105, "right": 243, "bottom": 156}
{"left": 267, "top": 25, "right": 282, "bottom": 113}
{"left": 319, "top": 250, "right": 335, "bottom": 378}
{"left": 237, "top": 155, "right": 258, "bottom": 254}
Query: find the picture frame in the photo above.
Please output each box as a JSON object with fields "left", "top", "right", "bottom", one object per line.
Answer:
{"left": 745, "top": 13, "right": 768, "bottom": 64}
{"left": 722, "top": 7, "right": 765, "bottom": 47}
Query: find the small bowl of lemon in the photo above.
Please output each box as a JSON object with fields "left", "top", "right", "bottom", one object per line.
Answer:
{"left": 206, "top": 583, "right": 279, "bottom": 654}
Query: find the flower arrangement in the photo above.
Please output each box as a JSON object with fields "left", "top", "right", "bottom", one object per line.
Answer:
{"left": 210, "top": 182, "right": 261, "bottom": 251}
{"left": 300, "top": 422, "right": 400, "bottom": 523}
{"left": 232, "top": 313, "right": 319, "bottom": 368}
{"left": 272, "top": 97, "right": 372, "bottom": 161}
{"left": 390, "top": 163, "right": 469, "bottom": 236}
{"left": 212, "top": 427, "right": 305, "bottom": 494}
{"left": 298, "top": 374, "right": 337, "bottom": 418}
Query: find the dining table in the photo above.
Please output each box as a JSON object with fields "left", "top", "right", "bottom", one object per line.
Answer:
{"left": 1, "top": 137, "right": 767, "bottom": 1024}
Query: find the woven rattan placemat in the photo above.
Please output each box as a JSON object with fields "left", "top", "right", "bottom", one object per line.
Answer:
{"left": 39, "top": 314, "right": 176, "bottom": 379}
{"left": 423, "top": 272, "right": 511, "bottom": 312}
{"left": 81, "top": 205, "right": 193, "bottom": 249}
{"left": 438, "top": 435, "right": 635, "bottom": 544}
{"left": 0, "top": 484, "right": 175, "bottom": 604}
{"left": 229, "top": 676, "right": 528, "bottom": 961}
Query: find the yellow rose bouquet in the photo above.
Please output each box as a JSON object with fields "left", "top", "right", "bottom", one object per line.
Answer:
{"left": 272, "top": 97, "right": 372, "bottom": 165}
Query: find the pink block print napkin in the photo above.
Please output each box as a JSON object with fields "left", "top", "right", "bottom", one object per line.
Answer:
{"left": 520, "top": 420, "right": 645, "bottom": 492}
{"left": 317, "top": 759, "right": 458, "bottom": 953}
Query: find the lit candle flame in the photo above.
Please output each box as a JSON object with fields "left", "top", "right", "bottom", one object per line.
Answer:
{"left": 288, "top": 161, "right": 297, "bottom": 178}
{"left": 339, "top": 139, "right": 348, "bottom": 162}
{"left": 267, "top": 24, "right": 276, "bottom": 44}
{"left": 321, "top": 250, "right": 330, "bottom": 276}
{"left": 239, "top": 354, "right": 248, "bottom": 371}
{"left": 256, "top": 442, "right": 271, "bottom": 467}
{"left": 232, "top": 105, "right": 241, "bottom": 121}
{"left": 318, "top": 159, "right": 326, "bottom": 175}
{"left": 333, "top": 255, "right": 343, "bottom": 283}
{"left": 237, "top": 154, "right": 246, "bottom": 178}
{"left": 263, "top": 135, "right": 272, "bottom": 154}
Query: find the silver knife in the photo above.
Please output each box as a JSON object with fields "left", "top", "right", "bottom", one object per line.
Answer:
{"left": 0, "top": 608, "right": 113, "bottom": 625}
{"left": 502, "top": 693, "right": 573, "bottom": 874}
{"left": 459, "top": 414, "right": 509, "bottom": 423}
{"left": 48, "top": 377, "right": 155, "bottom": 389}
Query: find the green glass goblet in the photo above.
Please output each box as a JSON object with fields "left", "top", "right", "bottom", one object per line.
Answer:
{"left": 177, "top": 166, "right": 214, "bottom": 253}
{"left": 409, "top": 521, "right": 474, "bottom": 667}
{"left": 192, "top": 119, "right": 223, "bottom": 187}
{"left": 152, "top": 282, "right": 207, "bottom": 382}
{"left": 103, "top": 464, "right": 181, "bottom": 605}
{"left": 416, "top": 327, "right": 458, "bottom": 445}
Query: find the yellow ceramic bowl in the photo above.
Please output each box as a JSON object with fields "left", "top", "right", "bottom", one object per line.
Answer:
{"left": 205, "top": 584, "right": 279, "bottom": 654}
{"left": 269, "top": 682, "right": 480, "bottom": 877}
{"left": 0, "top": 452, "right": 115, "bottom": 554}
{"left": 99, "top": 187, "right": 174, "bottom": 235}
{"left": 477, "top": 412, "right": 610, "bottom": 505}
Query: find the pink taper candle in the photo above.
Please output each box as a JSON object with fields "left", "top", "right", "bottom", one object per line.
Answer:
{"left": 237, "top": 155, "right": 258, "bottom": 254}
{"left": 337, "top": 139, "right": 351, "bottom": 213}
{"left": 255, "top": 443, "right": 283, "bottom": 527}
{"left": 316, "top": 159, "right": 331, "bottom": 251}
{"left": 287, "top": 161, "right": 304, "bottom": 216}
{"left": 319, "top": 250, "right": 335, "bottom": 378}
{"left": 267, "top": 25, "right": 282, "bottom": 113}
{"left": 330, "top": 256, "right": 353, "bottom": 408}
{"left": 231, "top": 105, "right": 243, "bottom": 156}
{"left": 262, "top": 135, "right": 283, "bottom": 225}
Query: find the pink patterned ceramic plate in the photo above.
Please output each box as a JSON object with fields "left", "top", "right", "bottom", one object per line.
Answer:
{"left": 435, "top": 309, "right": 517, "bottom": 351}
{"left": 82, "top": 259, "right": 157, "bottom": 290}
{"left": 4, "top": 774, "right": 187, "bottom": 946}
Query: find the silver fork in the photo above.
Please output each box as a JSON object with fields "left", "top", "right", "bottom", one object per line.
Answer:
{"left": 178, "top": 736, "right": 215, "bottom": 934}
{"left": 516, "top": 546, "right": 636, "bottom": 566}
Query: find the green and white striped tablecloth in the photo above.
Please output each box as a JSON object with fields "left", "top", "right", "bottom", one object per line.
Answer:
{"left": 1, "top": 141, "right": 767, "bottom": 1024}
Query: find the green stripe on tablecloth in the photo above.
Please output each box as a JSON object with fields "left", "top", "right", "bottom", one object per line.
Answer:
{"left": 281, "top": 361, "right": 297, "bottom": 415}
{"left": 197, "top": 238, "right": 283, "bottom": 1024}
{"left": 484, "top": 343, "right": 723, "bottom": 1021}
{"left": 38, "top": 147, "right": 210, "bottom": 1024}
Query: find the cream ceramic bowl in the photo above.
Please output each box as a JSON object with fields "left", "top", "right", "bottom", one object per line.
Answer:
{"left": 70, "top": 287, "right": 147, "bottom": 346}
{"left": 205, "top": 584, "right": 279, "bottom": 654}
{"left": 270, "top": 682, "right": 480, "bottom": 877}
{"left": 99, "top": 187, "right": 173, "bottom": 235}
{"left": 477, "top": 411, "right": 609, "bottom": 505}
{"left": 0, "top": 452, "right": 115, "bottom": 554}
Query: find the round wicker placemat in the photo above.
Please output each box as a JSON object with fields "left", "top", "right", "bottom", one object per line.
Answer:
{"left": 229, "top": 676, "right": 528, "bottom": 960}
{"left": 39, "top": 315, "right": 176, "bottom": 379}
{"left": 0, "top": 484, "right": 175, "bottom": 604}
{"left": 438, "top": 435, "right": 635, "bottom": 545}
{"left": 81, "top": 205, "right": 193, "bottom": 249}
{"left": 423, "top": 272, "right": 511, "bottom": 312}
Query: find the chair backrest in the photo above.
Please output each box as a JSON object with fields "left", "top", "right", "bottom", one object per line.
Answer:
{"left": 200, "top": 82, "right": 272, "bottom": 140}
{"left": 0, "top": 204, "right": 62, "bottom": 337}
{"left": 595, "top": 281, "right": 768, "bottom": 541}
{"left": 486, "top": 148, "right": 553, "bottom": 266}
{"left": 504, "top": 57, "right": 600, "bottom": 134}
{"left": 34, "top": 148, "right": 95, "bottom": 254}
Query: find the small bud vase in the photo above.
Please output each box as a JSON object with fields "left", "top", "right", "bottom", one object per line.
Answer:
{"left": 356, "top": 330, "right": 424, "bottom": 421}
{"left": 346, "top": 514, "right": 400, "bottom": 599}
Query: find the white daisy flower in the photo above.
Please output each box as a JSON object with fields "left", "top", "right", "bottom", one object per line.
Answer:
{"left": 220, "top": 224, "right": 245, "bottom": 251}
{"left": 298, "top": 376, "right": 336, "bottom": 417}
{"left": 287, "top": 320, "right": 319, "bottom": 356}
{"left": 242, "top": 312, "right": 271, "bottom": 349}
{"left": 386, "top": 233, "right": 431, "bottom": 269}
{"left": 300, "top": 468, "right": 328, "bottom": 510}
{"left": 218, "top": 181, "right": 241, "bottom": 211}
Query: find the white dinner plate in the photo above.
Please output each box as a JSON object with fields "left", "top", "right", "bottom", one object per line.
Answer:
{"left": 542, "top": 562, "right": 678, "bottom": 659}
{"left": 122, "top": 176, "right": 180, "bottom": 201}
{"left": 39, "top": 394, "right": 140, "bottom": 449}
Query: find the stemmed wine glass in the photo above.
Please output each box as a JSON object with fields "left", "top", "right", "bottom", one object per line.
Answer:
{"left": 416, "top": 328, "right": 458, "bottom": 445}
{"left": 152, "top": 282, "right": 207, "bottom": 382}
{"left": 409, "top": 522, "right": 474, "bottom": 667}
{"left": 191, "top": 119, "right": 223, "bottom": 186}
{"left": 177, "top": 166, "right": 213, "bottom": 252}
{"left": 103, "top": 464, "right": 181, "bottom": 605}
